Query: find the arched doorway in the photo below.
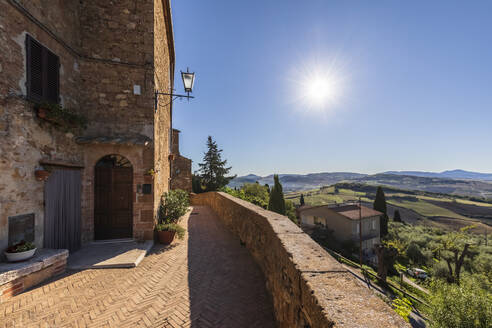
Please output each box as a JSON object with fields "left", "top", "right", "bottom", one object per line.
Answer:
{"left": 94, "top": 155, "right": 133, "bottom": 240}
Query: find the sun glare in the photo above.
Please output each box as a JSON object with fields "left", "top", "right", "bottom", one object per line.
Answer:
{"left": 305, "top": 75, "right": 338, "bottom": 106}
{"left": 289, "top": 57, "right": 347, "bottom": 113}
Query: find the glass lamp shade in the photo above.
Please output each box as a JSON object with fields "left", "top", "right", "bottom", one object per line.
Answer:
{"left": 181, "top": 71, "right": 195, "bottom": 93}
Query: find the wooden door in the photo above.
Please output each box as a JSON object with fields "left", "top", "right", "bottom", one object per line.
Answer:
{"left": 94, "top": 155, "right": 133, "bottom": 240}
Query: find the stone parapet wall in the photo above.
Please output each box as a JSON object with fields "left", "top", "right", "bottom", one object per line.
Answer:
{"left": 191, "top": 192, "right": 409, "bottom": 328}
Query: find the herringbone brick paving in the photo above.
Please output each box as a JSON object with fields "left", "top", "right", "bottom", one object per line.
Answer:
{"left": 0, "top": 206, "right": 275, "bottom": 328}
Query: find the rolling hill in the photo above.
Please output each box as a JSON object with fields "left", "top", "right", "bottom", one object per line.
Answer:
{"left": 384, "top": 169, "right": 492, "bottom": 181}
{"left": 228, "top": 172, "right": 367, "bottom": 192}
{"left": 229, "top": 171, "right": 492, "bottom": 199}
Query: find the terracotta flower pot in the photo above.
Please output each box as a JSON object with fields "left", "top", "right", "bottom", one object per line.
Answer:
{"left": 158, "top": 230, "right": 176, "bottom": 244}
{"left": 35, "top": 170, "right": 50, "bottom": 181}
{"left": 37, "top": 107, "right": 49, "bottom": 119}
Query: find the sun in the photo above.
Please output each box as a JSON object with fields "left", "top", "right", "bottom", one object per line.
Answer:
{"left": 305, "top": 75, "right": 338, "bottom": 107}
{"left": 289, "top": 57, "right": 347, "bottom": 112}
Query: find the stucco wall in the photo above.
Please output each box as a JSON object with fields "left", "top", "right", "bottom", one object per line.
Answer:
{"left": 192, "top": 192, "right": 409, "bottom": 328}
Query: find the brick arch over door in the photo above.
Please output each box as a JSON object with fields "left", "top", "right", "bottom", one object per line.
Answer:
{"left": 94, "top": 154, "right": 133, "bottom": 240}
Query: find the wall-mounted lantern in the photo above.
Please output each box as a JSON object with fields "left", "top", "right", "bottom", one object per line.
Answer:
{"left": 155, "top": 67, "right": 195, "bottom": 112}
{"left": 181, "top": 68, "right": 195, "bottom": 95}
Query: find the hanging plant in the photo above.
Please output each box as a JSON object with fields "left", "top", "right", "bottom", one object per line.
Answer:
{"left": 35, "top": 102, "right": 88, "bottom": 132}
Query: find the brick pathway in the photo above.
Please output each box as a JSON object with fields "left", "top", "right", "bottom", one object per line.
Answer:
{"left": 0, "top": 206, "right": 275, "bottom": 328}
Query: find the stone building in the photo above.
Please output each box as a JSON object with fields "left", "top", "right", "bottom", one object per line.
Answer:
{"left": 170, "top": 129, "right": 192, "bottom": 192}
{"left": 0, "top": 0, "right": 177, "bottom": 253}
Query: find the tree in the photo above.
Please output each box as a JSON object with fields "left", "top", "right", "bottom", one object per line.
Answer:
{"left": 192, "top": 174, "right": 203, "bottom": 194}
{"left": 285, "top": 200, "right": 298, "bottom": 224}
{"left": 436, "top": 226, "right": 475, "bottom": 284}
{"left": 268, "top": 174, "right": 286, "bottom": 215}
{"left": 197, "top": 136, "right": 236, "bottom": 191}
{"left": 406, "top": 243, "right": 424, "bottom": 264}
{"left": 429, "top": 276, "right": 491, "bottom": 328}
{"left": 393, "top": 209, "right": 402, "bottom": 222}
{"left": 300, "top": 194, "right": 305, "bottom": 206}
{"left": 373, "top": 186, "right": 389, "bottom": 237}
{"left": 241, "top": 183, "right": 270, "bottom": 209}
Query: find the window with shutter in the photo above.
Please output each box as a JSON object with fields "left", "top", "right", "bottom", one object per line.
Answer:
{"left": 26, "top": 35, "right": 60, "bottom": 103}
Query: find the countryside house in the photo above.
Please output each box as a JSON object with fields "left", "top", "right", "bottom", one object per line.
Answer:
{"left": 298, "top": 203, "right": 382, "bottom": 261}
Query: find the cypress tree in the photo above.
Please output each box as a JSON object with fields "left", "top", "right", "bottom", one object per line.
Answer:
{"left": 192, "top": 174, "right": 202, "bottom": 194}
{"left": 373, "top": 186, "right": 389, "bottom": 237}
{"left": 300, "top": 194, "right": 305, "bottom": 206}
{"left": 393, "top": 209, "right": 402, "bottom": 222}
{"left": 268, "top": 174, "right": 286, "bottom": 215}
{"left": 197, "top": 136, "right": 236, "bottom": 191}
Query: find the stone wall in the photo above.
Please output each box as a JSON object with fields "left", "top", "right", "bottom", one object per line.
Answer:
{"left": 79, "top": 0, "right": 156, "bottom": 138}
{"left": 170, "top": 129, "right": 192, "bottom": 192}
{"left": 80, "top": 144, "right": 154, "bottom": 243}
{"left": 191, "top": 192, "right": 409, "bottom": 328}
{"left": 0, "top": 1, "right": 84, "bottom": 252}
{"left": 171, "top": 155, "right": 192, "bottom": 192}
{"left": 0, "top": 0, "right": 174, "bottom": 249}
{"left": 153, "top": 0, "right": 174, "bottom": 211}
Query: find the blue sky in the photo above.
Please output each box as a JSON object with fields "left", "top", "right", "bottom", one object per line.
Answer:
{"left": 171, "top": 1, "right": 492, "bottom": 177}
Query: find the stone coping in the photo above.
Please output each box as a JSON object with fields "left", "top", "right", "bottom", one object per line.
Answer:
{"left": 0, "top": 249, "right": 69, "bottom": 286}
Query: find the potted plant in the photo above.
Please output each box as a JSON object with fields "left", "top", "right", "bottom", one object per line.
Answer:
{"left": 34, "top": 166, "right": 50, "bottom": 181}
{"left": 36, "top": 104, "right": 51, "bottom": 119}
{"left": 156, "top": 189, "right": 189, "bottom": 244}
{"left": 156, "top": 223, "right": 185, "bottom": 244}
{"left": 4, "top": 241, "right": 37, "bottom": 262}
{"left": 35, "top": 102, "right": 88, "bottom": 131}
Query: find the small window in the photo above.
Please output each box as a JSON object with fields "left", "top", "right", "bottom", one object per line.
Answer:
{"left": 372, "top": 219, "right": 376, "bottom": 230}
{"left": 356, "top": 223, "right": 360, "bottom": 234}
{"left": 26, "top": 35, "right": 59, "bottom": 103}
{"left": 142, "top": 184, "right": 152, "bottom": 194}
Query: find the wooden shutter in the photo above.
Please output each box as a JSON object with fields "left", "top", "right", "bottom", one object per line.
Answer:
{"left": 26, "top": 35, "right": 60, "bottom": 103}
{"left": 46, "top": 50, "right": 60, "bottom": 103}
{"left": 26, "top": 35, "right": 43, "bottom": 102}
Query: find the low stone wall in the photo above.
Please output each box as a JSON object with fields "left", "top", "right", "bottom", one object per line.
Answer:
{"left": 191, "top": 192, "right": 409, "bottom": 328}
{"left": 0, "top": 249, "right": 68, "bottom": 303}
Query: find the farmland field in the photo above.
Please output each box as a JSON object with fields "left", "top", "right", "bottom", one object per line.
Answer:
{"left": 286, "top": 182, "right": 492, "bottom": 233}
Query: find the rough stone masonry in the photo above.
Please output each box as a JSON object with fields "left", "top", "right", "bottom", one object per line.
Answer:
{"left": 0, "top": 0, "right": 176, "bottom": 251}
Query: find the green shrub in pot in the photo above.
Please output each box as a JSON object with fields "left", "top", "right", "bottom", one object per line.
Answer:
{"left": 156, "top": 223, "right": 186, "bottom": 239}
